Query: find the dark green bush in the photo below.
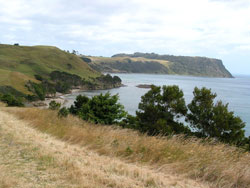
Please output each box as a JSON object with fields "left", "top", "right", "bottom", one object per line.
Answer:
{"left": 0, "top": 86, "right": 25, "bottom": 98}
{"left": 81, "top": 57, "right": 92, "bottom": 63}
{"left": 69, "top": 93, "right": 126, "bottom": 125}
{"left": 0, "top": 94, "right": 24, "bottom": 107}
{"left": 49, "top": 100, "right": 61, "bottom": 110}
{"left": 58, "top": 107, "right": 69, "bottom": 118}
{"left": 34, "top": 74, "right": 44, "bottom": 81}
{"left": 121, "top": 85, "right": 247, "bottom": 148}
{"left": 26, "top": 81, "right": 46, "bottom": 100}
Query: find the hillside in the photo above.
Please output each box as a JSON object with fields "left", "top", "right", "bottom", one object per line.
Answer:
{"left": 1, "top": 107, "right": 250, "bottom": 188}
{"left": 0, "top": 44, "right": 100, "bottom": 95}
{"left": 84, "top": 52, "right": 233, "bottom": 78}
{"left": 0, "top": 108, "right": 208, "bottom": 188}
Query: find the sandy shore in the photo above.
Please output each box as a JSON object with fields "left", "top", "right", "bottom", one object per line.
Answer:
{"left": 30, "top": 89, "right": 84, "bottom": 108}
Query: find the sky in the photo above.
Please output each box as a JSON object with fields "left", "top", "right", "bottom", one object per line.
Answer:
{"left": 0, "top": 0, "right": 250, "bottom": 75}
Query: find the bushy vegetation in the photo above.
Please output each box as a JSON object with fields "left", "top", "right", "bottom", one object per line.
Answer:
{"left": 0, "top": 94, "right": 24, "bottom": 107}
{"left": 186, "top": 87, "right": 246, "bottom": 145}
{"left": 24, "top": 71, "right": 123, "bottom": 101}
{"left": 58, "top": 107, "right": 69, "bottom": 118}
{"left": 69, "top": 93, "right": 126, "bottom": 124}
{"left": 0, "top": 86, "right": 25, "bottom": 106}
{"left": 26, "top": 81, "right": 47, "bottom": 100}
{"left": 65, "top": 85, "right": 248, "bottom": 149}
{"left": 135, "top": 85, "right": 190, "bottom": 135}
{"left": 81, "top": 56, "right": 92, "bottom": 63}
{"left": 49, "top": 100, "right": 61, "bottom": 110}
{"left": 50, "top": 71, "right": 83, "bottom": 88}
{"left": 0, "top": 86, "right": 26, "bottom": 98}
{"left": 119, "top": 85, "right": 248, "bottom": 149}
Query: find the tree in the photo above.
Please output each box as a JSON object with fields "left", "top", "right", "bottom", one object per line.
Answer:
{"left": 0, "top": 94, "right": 24, "bottom": 107}
{"left": 69, "top": 93, "right": 126, "bottom": 125}
{"left": 69, "top": 95, "right": 89, "bottom": 115}
{"left": 186, "top": 87, "right": 216, "bottom": 137}
{"left": 136, "top": 85, "right": 190, "bottom": 135}
{"left": 210, "top": 101, "right": 245, "bottom": 144}
{"left": 58, "top": 107, "right": 69, "bottom": 118}
{"left": 49, "top": 100, "right": 61, "bottom": 110}
{"left": 186, "top": 87, "right": 246, "bottom": 144}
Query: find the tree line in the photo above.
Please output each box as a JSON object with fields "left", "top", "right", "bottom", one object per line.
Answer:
{"left": 54, "top": 85, "right": 249, "bottom": 150}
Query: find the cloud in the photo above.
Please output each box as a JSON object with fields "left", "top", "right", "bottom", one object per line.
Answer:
{"left": 0, "top": 0, "right": 250, "bottom": 74}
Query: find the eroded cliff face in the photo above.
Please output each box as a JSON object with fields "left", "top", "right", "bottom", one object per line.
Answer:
{"left": 86, "top": 53, "right": 233, "bottom": 78}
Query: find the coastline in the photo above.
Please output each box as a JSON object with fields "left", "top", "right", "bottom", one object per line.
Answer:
{"left": 29, "top": 88, "right": 84, "bottom": 108}
{"left": 29, "top": 85, "right": 126, "bottom": 108}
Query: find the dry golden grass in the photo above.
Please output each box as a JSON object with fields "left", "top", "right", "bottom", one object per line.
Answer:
{"left": 0, "top": 109, "right": 206, "bottom": 188}
{"left": 0, "top": 69, "right": 39, "bottom": 95}
{"left": 89, "top": 56, "right": 173, "bottom": 68}
{"left": 4, "top": 107, "right": 250, "bottom": 188}
{"left": 0, "top": 102, "right": 6, "bottom": 107}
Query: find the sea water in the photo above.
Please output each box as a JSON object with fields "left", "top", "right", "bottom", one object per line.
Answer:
{"left": 64, "top": 73, "right": 250, "bottom": 136}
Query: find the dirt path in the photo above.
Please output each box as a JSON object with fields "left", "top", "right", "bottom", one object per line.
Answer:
{"left": 0, "top": 109, "right": 209, "bottom": 188}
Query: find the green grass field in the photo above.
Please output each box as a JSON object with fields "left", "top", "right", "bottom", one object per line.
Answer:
{"left": 0, "top": 44, "right": 100, "bottom": 94}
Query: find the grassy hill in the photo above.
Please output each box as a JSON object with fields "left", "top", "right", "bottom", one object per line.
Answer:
{"left": 0, "top": 44, "right": 100, "bottom": 95}
{"left": 86, "top": 56, "right": 174, "bottom": 74}
{"left": 84, "top": 52, "right": 233, "bottom": 78}
{"left": 2, "top": 107, "right": 250, "bottom": 188}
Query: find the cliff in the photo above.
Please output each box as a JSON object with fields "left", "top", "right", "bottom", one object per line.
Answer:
{"left": 84, "top": 52, "right": 233, "bottom": 78}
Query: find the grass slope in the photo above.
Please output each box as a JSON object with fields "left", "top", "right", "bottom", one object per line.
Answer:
{"left": 0, "top": 108, "right": 207, "bottom": 188}
{"left": 5, "top": 107, "right": 250, "bottom": 188}
{"left": 0, "top": 69, "right": 38, "bottom": 94}
{"left": 0, "top": 44, "right": 100, "bottom": 94}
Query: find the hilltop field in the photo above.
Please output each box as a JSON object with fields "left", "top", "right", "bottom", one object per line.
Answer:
{"left": 0, "top": 106, "right": 250, "bottom": 188}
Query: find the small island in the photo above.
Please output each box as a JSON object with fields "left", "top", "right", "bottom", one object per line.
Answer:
{"left": 136, "top": 84, "right": 153, "bottom": 88}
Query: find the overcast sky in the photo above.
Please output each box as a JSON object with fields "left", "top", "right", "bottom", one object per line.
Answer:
{"left": 0, "top": 0, "right": 249, "bottom": 75}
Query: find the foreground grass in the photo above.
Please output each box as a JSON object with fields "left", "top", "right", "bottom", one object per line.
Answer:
{"left": 5, "top": 108, "right": 250, "bottom": 188}
{"left": 0, "top": 102, "right": 6, "bottom": 107}
{"left": 1, "top": 109, "right": 205, "bottom": 188}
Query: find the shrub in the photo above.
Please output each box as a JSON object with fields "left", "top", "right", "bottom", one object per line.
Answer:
{"left": 26, "top": 81, "right": 46, "bottom": 100}
{"left": 69, "top": 93, "right": 126, "bottom": 125}
{"left": 120, "top": 114, "right": 138, "bottom": 129}
{"left": 34, "top": 74, "right": 44, "bottom": 81}
{"left": 0, "top": 86, "right": 25, "bottom": 98}
{"left": 0, "top": 94, "right": 24, "bottom": 107}
{"left": 81, "top": 57, "right": 92, "bottom": 63}
{"left": 58, "top": 107, "right": 69, "bottom": 118}
{"left": 69, "top": 95, "right": 89, "bottom": 115}
{"left": 49, "top": 100, "right": 61, "bottom": 110}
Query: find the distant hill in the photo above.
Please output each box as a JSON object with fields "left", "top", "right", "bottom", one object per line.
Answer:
{"left": 0, "top": 44, "right": 100, "bottom": 95}
{"left": 84, "top": 52, "right": 233, "bottom": 78}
